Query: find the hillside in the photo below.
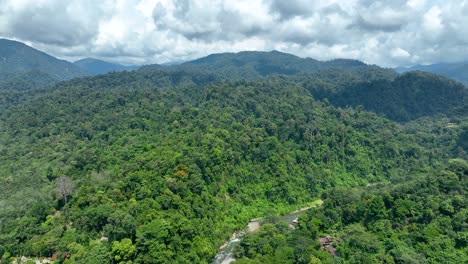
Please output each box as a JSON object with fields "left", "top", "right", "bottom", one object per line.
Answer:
{"left": 0, "top": 49, "right": 467, "bottom": 263}
{"left": 140, "top": 50, "right": 397, "bottom": 80}
{"left": 396, "top": 62, "right": 468, "bottom": 84}
{"left": 0, "top": 39, "right": 87, "bottom": 81}
{"left": 74, "top": 58, "right": 139, "bottom": 75}
{"left": 0, "top": 63, "right": 466, "bottom": 263}
{"left": 140, "top": 52, "right": 465, "bottom": 122}
{"left": 303, "top": 71, "right": 467, "bottom": 122}
{"left": 233, "top": 159, "right": 467, "bottom": 263}
{"left": 0, "top": 70, "right": 57, "bottom": 111}
{"left": 2, "top": 42, "right": 463, "bottom": 123}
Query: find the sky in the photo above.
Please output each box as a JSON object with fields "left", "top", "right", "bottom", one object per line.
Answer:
{"left": 1, "top": 0, "right": 468, "bottom": 67}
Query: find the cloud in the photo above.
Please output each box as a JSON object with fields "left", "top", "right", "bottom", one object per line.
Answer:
{"left": 268, "top": 0, "right": 315, "bottom": 20}
{"left": 152, "top": 0, "right": 273, "bottom": 41}
{"left": 0, "top": 0, "right": 467, "bottom": 67}
{"left": 0, "top": 0, "right": 111, "bottom": 46}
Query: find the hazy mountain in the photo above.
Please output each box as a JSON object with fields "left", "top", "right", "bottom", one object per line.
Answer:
{"left": 74, "top": 58, "right": 140, "bottom": 75}
{"left": 161, "top": 60, "right": 184, "bottom": 66}
{"left": 0, "top": 38, "right": 87, "bottom": 81}
{"left": 396, "top": 62, "right": 468, "bottom": 84}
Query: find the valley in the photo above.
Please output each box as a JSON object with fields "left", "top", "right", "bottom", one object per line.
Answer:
{"left": 0, "top": 39, "right": 466, "bottom": 264}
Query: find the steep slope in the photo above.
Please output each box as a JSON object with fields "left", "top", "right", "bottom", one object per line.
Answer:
{"left": 396, "top": 62, "right": 468, "bottom": 84}
{"left": 0, "top": 70, "right": 57, "bottom": 111}
{"left": 0, "top": 50, "right": 467, "bottom": 263}
{"left": 74, "top": 58, "right": 139, "bottom": 75}
{"left": 233, "top": 159, "right": 468, "bottom": 263}
{"left": 142, "top": 51, "right": 467, "bottom": 122}
{"left": 0, "top": 39, "right": 87, "bottom": 81}
{"left": 303, "top": 71, "right": 467, "bottom": 122}
{"left": 1, "top": 68, "right": 462, "bottom": 263}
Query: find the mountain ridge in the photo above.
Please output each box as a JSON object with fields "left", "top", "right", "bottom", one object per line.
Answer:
{"left": 396, "top": 61, "right": 468, "bottom": 84}
{"left": 74, "top": 58, "right": 140, "bottom": 75}
{"left": 0, "top": 38, "right": 87, "bottom": 81}
{"left": 0, "top": 41, "right": 466, "bottom": 264}
{"left": 140, "top": 50, "right": 396, "bottom": 81}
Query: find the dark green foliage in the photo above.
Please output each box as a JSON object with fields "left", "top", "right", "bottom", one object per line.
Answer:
{"left": 304, "top": 71, "right": 467, "bottom": 122}
{"left": 0, "top": 70, "right": 58, "bottom": 111}
{"left": 0, "top": 38, "right": 87, "bottom": 81}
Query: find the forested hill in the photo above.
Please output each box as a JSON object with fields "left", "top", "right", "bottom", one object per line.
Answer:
{"left": 140, "top": 50, "right": 397, "bottom": 80}
{"left": 1, "top": 41, "right": 465, "bottom": 123}
{"left": 303, "top": 70, "right": 468, "bottom": 122}
{"left": 0, "top": 39, "right": 87, "bottom": 81}
{"left": 0, "top": 70, "right": 58, "bottom": 111}
{"left": 0, "top": 46, "right": 467, "bottom": 263}
{"left": 233, "top": 158, "right": 468, "bottom": 263}
{"left": 396, "top": 62, "right": 468, "bottom": 84}
{"left": 74, "top": 58, "right": 140, "bottom": 75}
{"left": 139, "top": 51, "right": 466, "bottom": 122}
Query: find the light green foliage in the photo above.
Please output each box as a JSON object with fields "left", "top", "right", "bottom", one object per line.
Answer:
{"left": 233, "top": 160, "right": 468, "bottom": 263}
{"left": 112, "top": 238, "right": 135, "bottom": 263}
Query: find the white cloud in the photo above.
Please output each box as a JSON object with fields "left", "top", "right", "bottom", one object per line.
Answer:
{"left": 423, "top": 6, "right": 443, "bottom": 33}
{"left": 0, "top": 0, "right": 467, "bottom": 67}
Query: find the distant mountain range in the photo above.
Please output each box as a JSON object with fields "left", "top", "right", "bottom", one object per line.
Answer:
{"left": 0, "top": 38, "right": 87, "bottom": 81}
{"left": 0, "top": 39, "right": 141, "bottom": 85}
{"left": 1, "top": 38, "right": 466, "bottom": 122}
{"left": 396, "top": 62, "right": 468, "bottom": 84}
{"left": 74, "top": 58, "right": 139, "bottom": 75}
{"left": 0, "top": 39, "right": 140, "bottom": 111}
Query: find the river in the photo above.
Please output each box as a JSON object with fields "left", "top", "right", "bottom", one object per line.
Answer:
{"left": 211, "top": 201, "right": 323, "bottom": 264}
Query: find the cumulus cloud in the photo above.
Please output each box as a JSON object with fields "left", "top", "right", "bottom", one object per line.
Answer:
{"left": 0, "top": 0, "right": 111, "bottom": 46}
{"left": 0, "top": 0, "right": 467, "bottom": 67}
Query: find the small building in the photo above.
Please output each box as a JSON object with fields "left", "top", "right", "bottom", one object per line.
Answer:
{"left": 319, "top": 237, "right": 329, "bottom": 245}
{"left": 326, "top": 246, "right": 337, "bottom": 257}
{"left": 292, "top": 218, "right": 299, "bottom": 225}
{"left": 319, "top": 235, "right": 334, "bottom": 245}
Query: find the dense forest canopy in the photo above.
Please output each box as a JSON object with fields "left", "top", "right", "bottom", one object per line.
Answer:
{"left": 233, "top": 159, "right": 468, "bottom": 263}
{"left": 0, "top": 46, "right": 467, "bottom": 264}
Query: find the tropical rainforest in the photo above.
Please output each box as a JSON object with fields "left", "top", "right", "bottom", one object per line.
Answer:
{"left": 0, "top": 42, "right": 466, "bottom": 264}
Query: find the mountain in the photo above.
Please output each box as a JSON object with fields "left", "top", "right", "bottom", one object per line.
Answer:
{"left": 0, "top": 39, "right": 89, "bottom": 112}
{"left": 74, "top": 58, "right": 139, "bottom": 75}
{"left": 0, "top": 49, "right": 466, "bottom": 263}
{"left": 141, "top": 51, "right": 466, "bottom": 122}
{"left": 396, "top": 62, "right": 468, "bottom": 84}
{"left": 304, "top": 70, "right": 467, "bottom": 122}
{"left": 0, "top": 70, "right": 58, "bottom": 111}
{"left": 0, "top": 38, "right": 87, "bottom": 81}
{"left": 140, "top": 50, "right": 397, "bottom": 80}
{"left": 1, "top": 60, "right": 466, "bottom": 263}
